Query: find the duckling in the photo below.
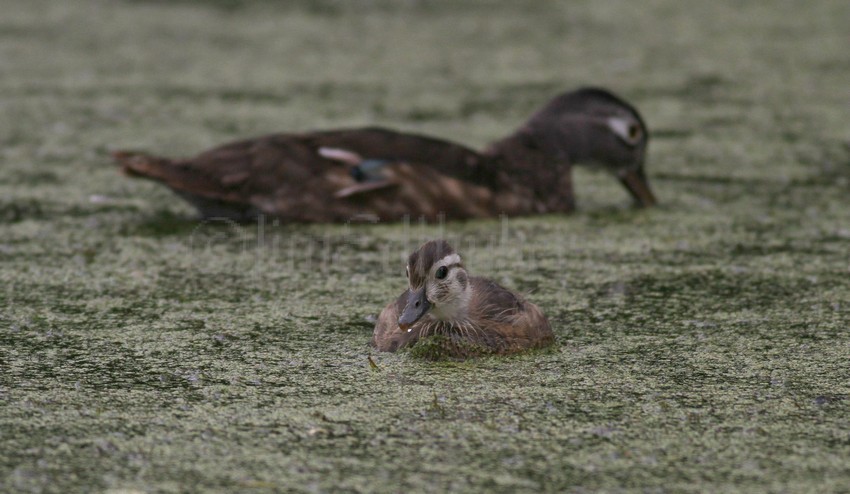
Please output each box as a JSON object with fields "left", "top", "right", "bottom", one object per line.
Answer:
{"left": 371, "top": 240, "right": 554, "bottom": 358}
{"left": 113, "top": 87, "right": 654, "bottom": 222}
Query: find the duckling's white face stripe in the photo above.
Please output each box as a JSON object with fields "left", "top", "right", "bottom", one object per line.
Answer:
{"left": 433, "top": 254, "right": 462, "bottom": 273}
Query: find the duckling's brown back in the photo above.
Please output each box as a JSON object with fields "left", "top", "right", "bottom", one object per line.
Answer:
{"left": 468, "top": 277, "right": 555, "bottom": 353}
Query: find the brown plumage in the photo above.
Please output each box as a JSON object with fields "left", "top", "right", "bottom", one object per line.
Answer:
{"left": 113, "top": 87, "right": 654, "bottom": 222}
{"left": 371, "top": 240, "right": 554, "bottom": 358}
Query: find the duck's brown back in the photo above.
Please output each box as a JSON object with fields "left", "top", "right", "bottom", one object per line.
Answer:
{"left": 304, "top": 128, "right": 491, "bottom": 185}
{"left": 115, "top": 127, "right": 536, "bottom": 222}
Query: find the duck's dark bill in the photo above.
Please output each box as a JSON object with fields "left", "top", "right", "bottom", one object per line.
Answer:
{"left": 619, "top": 168, "right": 657, "bottom": 207}
{"left": 398, "top": 288, "right": 430, "bottom": 331}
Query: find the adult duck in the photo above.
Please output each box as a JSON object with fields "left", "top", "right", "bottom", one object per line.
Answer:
{"left": 113, "top": 87, "right": 655, "bottom": 222}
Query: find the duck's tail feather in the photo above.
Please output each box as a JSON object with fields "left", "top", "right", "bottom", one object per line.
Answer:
{"left": 111, "top": 150, "right": 257, "bottom": 220}
{"left": 111, "top": 150, "right": 178, "bottom": 181}
{"left": 111, "top": 150, "right": 214, "bottom": 191}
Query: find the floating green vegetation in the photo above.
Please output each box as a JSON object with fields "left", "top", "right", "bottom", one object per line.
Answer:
{"left": 1, "top": 0, "right": 850, "bottom": 492}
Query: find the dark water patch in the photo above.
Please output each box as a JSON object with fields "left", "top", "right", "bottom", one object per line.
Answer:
{"left": 812, "top": 58, "right": 850, "bottom": 73}
{"left": 104, "top": 302, "right": 167, "bottom": 321}
{"left": 400, "top": 106, "right": 458, "bottom": 122}
{"left": 638, "top": 271, "right": 814, "bottom": 311}
{"left": 392, "top": 81, "right": 569, "bottom": 121}
{"left": 2, "top": 325, "right": 231, "bottom": 393}
{"left": 813, "top": 394, "right": 847, "bottom": 407}
{"left": 789, "top": 148, "right": 850, "bottom": 185}
{"left": 0, "top": 23, "right": 59, "bottom": 39}
{"left": 7, "top": 81, "right": 382, "bottom": 106}
{"left": 201, "top": 117, "right": 253, "bottom": 135}
{"left": 652, "top": 172, "right": 776, "bottom": 186}
{"left": 323, "top": 315, "right": 375, "bottom": 335}
{"left": 728, "top": 241, "right": 842, "bottom": 258}
{"left": 0, "top": 198, "right": 47, "bottom": 223}
{"left": 118, "top": 209, "right": 203, "bottom": 237}
{"left": 652, "top": 128, "right": 693, "bottom": 139}
{"left": 685, "top": 74, "right": 728, "bottom": 91}
{"left": 0, "top": 197, "right": 144, "bottom": 224}
{"left": 700, "top": 115, "right": 746, "bottom": 129}
{"left": 0, "top": 170, "right": 60, "bottom": 186}
{"left": 155, "top": 85, "right": 293, "bottom": 105}
{"left": 125, "top": 0, "right": 499, "bottom": 15}
{"left": 126, "top": 0, "right": 264, "bottom": 11}
{"left": 779, "top": 320, "right": 848, "bottom": 341}
{"left": 585, "top": 270, "right": 817, "bottom": 328}
{"left": 632, "top": 75, "right": 746, "bottom": 105}
{"left": 791, "top": 173, "right": 850, "bottom": 187}
{"left": 6, "top": 280, "right": 163, "bottom": 318}
{"left": 653, "top": 142, "right": 848, "bottom": 190}
{"left": 153, "top": 270, "right": 257, "bottom": 304}
{"left": 456, "top": 82, "right": 569, "bottom": 117}
{"left": 625, "top": 248, "right": 726, "bottom": 268}
{"left": 658, "top": 178, "right": 805, "bottom": 208}
{"left": 581, "top": 207, "right": 654, "bottom": 226}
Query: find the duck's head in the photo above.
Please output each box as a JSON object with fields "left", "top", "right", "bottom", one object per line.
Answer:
{"left": 398, "top": 240, "right": 472, "bottom": 331}
{"left": 522, "top": 87, "right": 657, "bottom": 208}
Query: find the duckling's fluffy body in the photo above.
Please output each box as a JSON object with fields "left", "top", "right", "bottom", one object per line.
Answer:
{"left": 372, "top": 240, "right": 554, "bottom": 358}
{"left": 372, "top": 276, "right": 554, "bottom": 358}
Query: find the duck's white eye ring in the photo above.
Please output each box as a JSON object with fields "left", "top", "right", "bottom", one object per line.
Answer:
{"left": 435, "top": 266, "right": 449, "bottom": 279}
{"left": 607, "top": 117, "right": 642, "bottom": 146}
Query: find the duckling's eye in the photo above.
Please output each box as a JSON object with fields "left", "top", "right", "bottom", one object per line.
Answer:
{"left": 435, "top": 266, "right": 449, "bottom": 280}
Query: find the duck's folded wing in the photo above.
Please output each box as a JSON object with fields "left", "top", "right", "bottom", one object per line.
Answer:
{"left": 306, "top": 127, "right": 493, "bottom": 186}
{"left": 334, "top": 180, "right": 398, "bottom": 199}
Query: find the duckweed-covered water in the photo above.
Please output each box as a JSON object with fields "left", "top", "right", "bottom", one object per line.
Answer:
{"left": 2, "top": 1, "right": 849, "bottom": 492}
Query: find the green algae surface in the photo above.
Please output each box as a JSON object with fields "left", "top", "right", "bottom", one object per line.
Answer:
{"left": 2, "top": 0, "right": 850, "bottom": 492}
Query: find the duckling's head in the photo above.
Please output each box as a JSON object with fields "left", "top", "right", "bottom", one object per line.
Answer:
{"left": 399, "top": 240, "right": 472, "bottom": 331}
{"left": 524, "top": 87, "right": 657, "bottom": 207}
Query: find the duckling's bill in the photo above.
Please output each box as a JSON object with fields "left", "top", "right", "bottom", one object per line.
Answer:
{"left": 398, "top": 287, "right": 430, "bottom": 331}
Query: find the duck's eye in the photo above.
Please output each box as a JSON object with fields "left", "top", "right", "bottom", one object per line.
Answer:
{"left": 435, "top": 266, "right": 449, "bottom": 280}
